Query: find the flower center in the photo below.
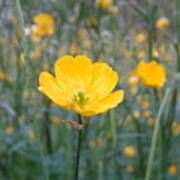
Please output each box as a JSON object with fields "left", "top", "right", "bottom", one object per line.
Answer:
{"left": 73, "top": 92, "right": 88, "bottom": 104}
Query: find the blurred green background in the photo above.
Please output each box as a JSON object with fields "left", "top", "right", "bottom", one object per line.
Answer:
{"left": 0, "top": 0, "right": 179, "bottom": 179}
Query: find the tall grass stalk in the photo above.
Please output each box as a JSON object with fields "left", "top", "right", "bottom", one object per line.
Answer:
{"left": 145, "top": 88, "right": 171, "bottom": 180}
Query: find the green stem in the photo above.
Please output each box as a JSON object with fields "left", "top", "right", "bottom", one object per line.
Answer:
{"left": 145, "top": 88, "right": 171, "bottom": 180}
{"left": 14, "top": 0, "right": 29, "bottom": 117}
{"left": 74, "top": 115, "right": 83, "bottom": 180}
{"left": 15, "top": 0, "right": 24, "bottom": 29}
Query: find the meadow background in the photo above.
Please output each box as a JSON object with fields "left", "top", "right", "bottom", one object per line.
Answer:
{"left": 0, "top": 0, "right": 179, "bottom": 179}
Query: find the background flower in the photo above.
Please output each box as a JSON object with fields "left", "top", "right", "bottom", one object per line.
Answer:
{"left": 135, "top": 61, "right": 166, "bottom": 87}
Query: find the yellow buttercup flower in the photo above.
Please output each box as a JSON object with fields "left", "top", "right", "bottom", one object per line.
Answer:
{"left": 30, "top": 25, "right": 42, "bottom": 42}
{"left": 143, "top": 111, "right": 151, "bottom": 118}
{"left": 51, "top": 116, "right": 62, "bottom": 124}
{"left": 126, "top": 165, "right": 135, "bottom": 173}
{"left": 156, "top": 17, "right": 170, "bottom": 30}
{"left": 108, "top": 5, "right": 119, "bottom": 14}
{"left": 135, "top": 33, "right": 146, "bottom": 43}
{"left": 5, "top": 126, "right": 14, "bottom": 134}
{"left": 89, "top": 138, "right": 104, "bottom": 148}
{"left": 30, "top": 13, "right": 55, "bottom": 42}
{"left": 0, "top": 72, "right": 6, "bottom": 80}
{"left": 148, "top": 118, "right": 156, "bottom": 126}
{"left": 38, "top": 55, "right": 124, "bottom": 116}
{"left": 33, "top": 13, "right": 54, "bottom": 26}
{"left": 172, "top": 122, "right": 180, "bottom": 136}
{"left": 123, "top": 145, "right": 137, "bottom": 158}
{"left": 96, "top": 0, "right": 112, "bottom": 9}
{"left": 168, "top": 165, "right": 178, "bottom": 175}
{"left": 135, "top": 60, "right": 166, "bottom": 88}
{"left": 128, "top": 75, "right": 139, "bottom": 86}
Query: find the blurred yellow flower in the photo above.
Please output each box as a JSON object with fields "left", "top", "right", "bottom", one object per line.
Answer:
{"left": 135, "top": 33, "right": 146, "bottom": 43}
{"left": 168, "top": 165, "right": 178, "bottom": 175}
{"left": 136, "top": 49, "right": 145, "bottom": 59}
{"left": 153, "top": 49, "right": 159, "bottom": 58}
{"left": 164, "top": 54, "right": 173, "bottom": 62}
{"left": 70, "top": 42, "right": 79, "bottom": 55}
{"left": 133, "top": 110, "right": 141, "bottom": 119}
{"left": 89, "top": 138, "right": 104, "bottom": 148}
{"left": 38, "top": 55, "right": 124, "bottom": 116}
{"left": 123, "top": 146, "right": 137, "bottom": 157}
{"left": 5, "top": 126, "right": 14, "bottom": 134}
{"left": 18, "top": 115, "right": 26, "bottom": 122}
{"left": 30, "top": 13, "right": 55, "bottom": 42}
{"left": 78, "top": 28, "right": 88, "bottom": 39}
{"left": 51, "top": 116, "right": 62, "bottom": 124}
{"left": 30, "top": 26, "right": 42, "bottom": 42}
{"left": 140, "top": 100, "right": 150, "bottom": 109}
{"left": 108, "top": 5, "right": 119, "bottom": 14}
{"left": 156, "top": 17, "right": 170, "bottom": 30}
{"left": 88, "top": 17, "right": 98, "bottom": 26}
{"left": 96, "top": 0, "right": 112, "bottom": 9}
{"left": 32, "top": 13, "right": 55, "bottom": 35}
{"left": 43, "top": 64, "right": 50, "bottom": 71}
{"left": 33, "top": 13, "right": 54, "bottom": 25}
{"left": 143, "top": 111, "right": 151, "bottom": 118}
{"left": 27, "top": 129, "right": 36, "bottom": 140}
{"left": 135, "top": 60, "right": 166, "bottom": 87}
{"left": 0, "top": 72, "right": 6, "bottom": 80}
{"left": 128, "top": 75, "right": 139, "bottom": 86}
{"left": 172, "top": 122, "right": 180, "bottom": 135}
{"left": 126, "top": 165, "right": 135, "bottom": 173}
{"left": 148, "top": 118, "right": 156, "bottom": 126}
{"left": 0, "top": 72, "right": 11, "bottom": 82}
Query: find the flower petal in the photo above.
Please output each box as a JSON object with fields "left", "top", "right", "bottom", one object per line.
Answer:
{"left": 55, "top": 55, "right": 93, "bottom": 91}
{"left": 74, "top": 55, "right": 93, "bottom": 85}
{"left": 38, "top": 72, "right": 68, "bottom": 107}
{"left": 54, "top": 55, "right": 75, "bottom": 84}
{"left": 85, "top": 90, "right": 124, "bottom": 116}
{"left": 88, "top": 62, "right": 119, "bottom": 102}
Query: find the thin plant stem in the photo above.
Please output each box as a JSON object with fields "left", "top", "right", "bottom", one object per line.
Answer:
{"left": 15, "top": 0, "right": 24, "bottom": 29}
{"left": 15, "top": 0, "right": 28, "bottom": 56}
{"left": 74, "top": 114, "right": 83, "bottom": 180}
{"left": 145, "top": 88, "right": 171, "bottom": 180}
{"left": 14, "top": 0, "right": 29, "bottom": 117}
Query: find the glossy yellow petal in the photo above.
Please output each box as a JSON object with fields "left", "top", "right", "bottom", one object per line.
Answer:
{"left": 55, "top": 55, "right": 93, "bottom": 93}
{"left": 54, "top": 55, "right": 75, "bottom": 84}
{"left": 54, "top": 56, "right": 79, "bottom": 97}
{"left": 83, "top": 90, "right": 124, "bottom": 116}
{"left": 33, "top": 13, "right": 54, "bottom": 25}
{"left": 74, "top": 55, "right": 93, "bottom": 85}
{"left": 88, "top": 62, "right": 119, "bottom": 102}
{"left": 39, "top": 72, "right": 68, "bottom": 107}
